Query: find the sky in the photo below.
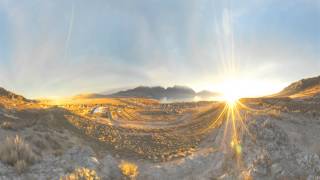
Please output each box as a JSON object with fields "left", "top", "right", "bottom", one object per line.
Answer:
{"left": 0, "top": 0, "right": 319, "bottom": 98}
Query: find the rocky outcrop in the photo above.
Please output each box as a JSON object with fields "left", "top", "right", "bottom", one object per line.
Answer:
{"left": 0, "top": 87, "right": 28, "bottom": 101}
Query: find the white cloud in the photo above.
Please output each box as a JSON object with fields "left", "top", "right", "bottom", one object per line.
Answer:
{"left": 0, "top": 0, "right": 318, "bottom": 97}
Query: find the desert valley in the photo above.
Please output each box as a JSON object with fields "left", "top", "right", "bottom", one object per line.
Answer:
{"left": 0, "top": 1, "right": 319, "bottom": 179}
{"left": 0, "top": 76, "right": 320, "bottom": 179}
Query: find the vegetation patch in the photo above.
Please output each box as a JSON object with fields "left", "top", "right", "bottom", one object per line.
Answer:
{"left": 119, "top": 161, "right": 139, "bottom": 179}
{"left": 60, "top": 167, "right": 100, "bottom": 180}
{"left": 0, "top": 135, "right": 37, "bottom": 174}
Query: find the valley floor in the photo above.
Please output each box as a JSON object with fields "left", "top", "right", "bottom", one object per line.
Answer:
{"left": 0, "top": 97, "right": 320, "bottom": 179}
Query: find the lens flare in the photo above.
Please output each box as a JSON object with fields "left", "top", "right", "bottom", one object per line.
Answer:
{"left": 222, "top": 100, "right": 245, "bottom": 168}
{"left": 223, "top": 90, "right": 240, "bottom": 106}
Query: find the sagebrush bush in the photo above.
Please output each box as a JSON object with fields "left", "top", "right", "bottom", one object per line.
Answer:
{"left": 0, "top": 135, "right": 37, "bottom": 174}
{"left": 14, "top": 160, "right": 27, "bottom": 174}
{"left": 268, "top": 109, "right": 281, "bottom": 119}
{"left": 0, "top": 121, "right": 14, "bottom": 130}
{"left": 119, "top": 161, "right": 139, "bottom": 179}
{"left": 60, "top": 167, "right": 100, "bottom": 180}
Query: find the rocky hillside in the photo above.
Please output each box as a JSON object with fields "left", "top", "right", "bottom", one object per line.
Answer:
{"left": 0, "top": 87, "right": 28, "bottom": 101}
{"left": 275, "top": 75, "right": 320, "bottom": 99}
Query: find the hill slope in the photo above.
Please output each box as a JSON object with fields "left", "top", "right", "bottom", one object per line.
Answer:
{"left": 275, "top": 75, "right": 320, "bottom": 99}
{"left": 0, "top": 87, "right": 28, "bottom": 101}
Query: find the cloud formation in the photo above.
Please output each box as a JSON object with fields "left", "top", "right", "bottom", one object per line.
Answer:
{"left": 0, "top": 0, "right": 319, "bottom": 98}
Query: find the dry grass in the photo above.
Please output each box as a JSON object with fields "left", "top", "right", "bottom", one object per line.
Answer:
{"left": 267, "top": 109, "right": 282, "bottom": 119}
{"left": 119, "top": 161, "right": 139, "bottom": 179}
{"left": 14, "top": 160, "right": 27, "bottom": 174}
{"left": 0, "top": 135, "right": 37, "bottom": 174}
{"left": 42, "top": 97, "right": 126, "bottom": 106}
{"left": 60, "top": 167, "right": 100, "bottom": 180}
{"left": 241, "top": 170, "right": 253, "bottom": 180}
{"left": 0, "top": 121, "right": 14, "bottom": 130}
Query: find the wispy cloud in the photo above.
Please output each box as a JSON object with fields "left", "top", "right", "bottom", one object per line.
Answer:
{"left": 0, "top": 0, "right": 319, "bottom": 98}
{"left": 63, "top": 0, "right": 74, "bottom": 61}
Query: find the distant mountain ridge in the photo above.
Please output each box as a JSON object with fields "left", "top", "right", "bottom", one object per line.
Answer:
{"left": 72, "top": 93, "right": 109, "bottom": 99}
{"left": 196, "top": 90, "right": 222, "bottom": 98}
{"left": 275, "top": 75, "right": 320, "bottom": 99}
{"left": 73, "top": 85, "right": 221, "bottom": 100}
{"left": 109, "top": 85, "right": 197, "bottom": 100}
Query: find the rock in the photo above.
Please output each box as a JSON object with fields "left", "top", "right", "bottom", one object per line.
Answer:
{"left": 296, "top": 152, "right": 320, "bottom": 174}
{"left": 99, "top": 155, "right": 121, "bottom": 179}
{"left": 62, "top": 146, "right": 100, "bottom": 170}
{"left": 270, "top": 163, "right": 282, "bottom": 176}
{"left": 307, "top": 175, "right": 320, "bottom": 180}
{"left": 0, "top": 162, "right": 10, "bottom": 175}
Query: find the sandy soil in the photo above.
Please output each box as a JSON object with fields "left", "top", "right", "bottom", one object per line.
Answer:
{"left": 0, "top": 96, "right": 320, "bottom": 179}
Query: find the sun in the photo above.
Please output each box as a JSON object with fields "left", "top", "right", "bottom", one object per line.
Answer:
{"left": 217, "top": 77, "right": 275, "bottom": 104}
{"left": 219, "top": 79, "right": 245, "bottom": 105}
{"left": 223, "top": 93, "right": 240, "bottom": 105}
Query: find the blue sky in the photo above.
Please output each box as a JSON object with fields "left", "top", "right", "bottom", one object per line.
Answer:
{"left": 0, "top": 0, "right": 319, "bottom": 98}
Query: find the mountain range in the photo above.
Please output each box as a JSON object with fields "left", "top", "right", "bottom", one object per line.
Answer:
{"left": 74, "top": 85, "right": 221, "bottom": 100}
{"left": 93, "top": 76, "right": 320, "bottom": 100}
{"left": 1, "top": 75, "right": 320, "bottom": 101}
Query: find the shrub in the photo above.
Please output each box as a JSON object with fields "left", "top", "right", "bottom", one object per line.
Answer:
{"left": 119, "top": 161, "right": 139, "bottom": 179}
{"left": 0, "top": 135, "right": 37, "bottom": 174}
{"left": 60, "top": 167, "right": 100, "bottom": 180}
{"left": 14, "top": 160, "right": 27, "bottom": 174}
{"left": 0, "top": 121, "right": 14, "bottom": 130}
{"left": 268, "top": 109, "right": 281, "bottom": 119}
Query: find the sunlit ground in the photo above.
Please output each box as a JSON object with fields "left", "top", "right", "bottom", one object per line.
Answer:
{"left": 222, "top": 99, "right": 245, "bottom": 167}
{"left": 212, "top": 80, "right": 260, "bottom": 171}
